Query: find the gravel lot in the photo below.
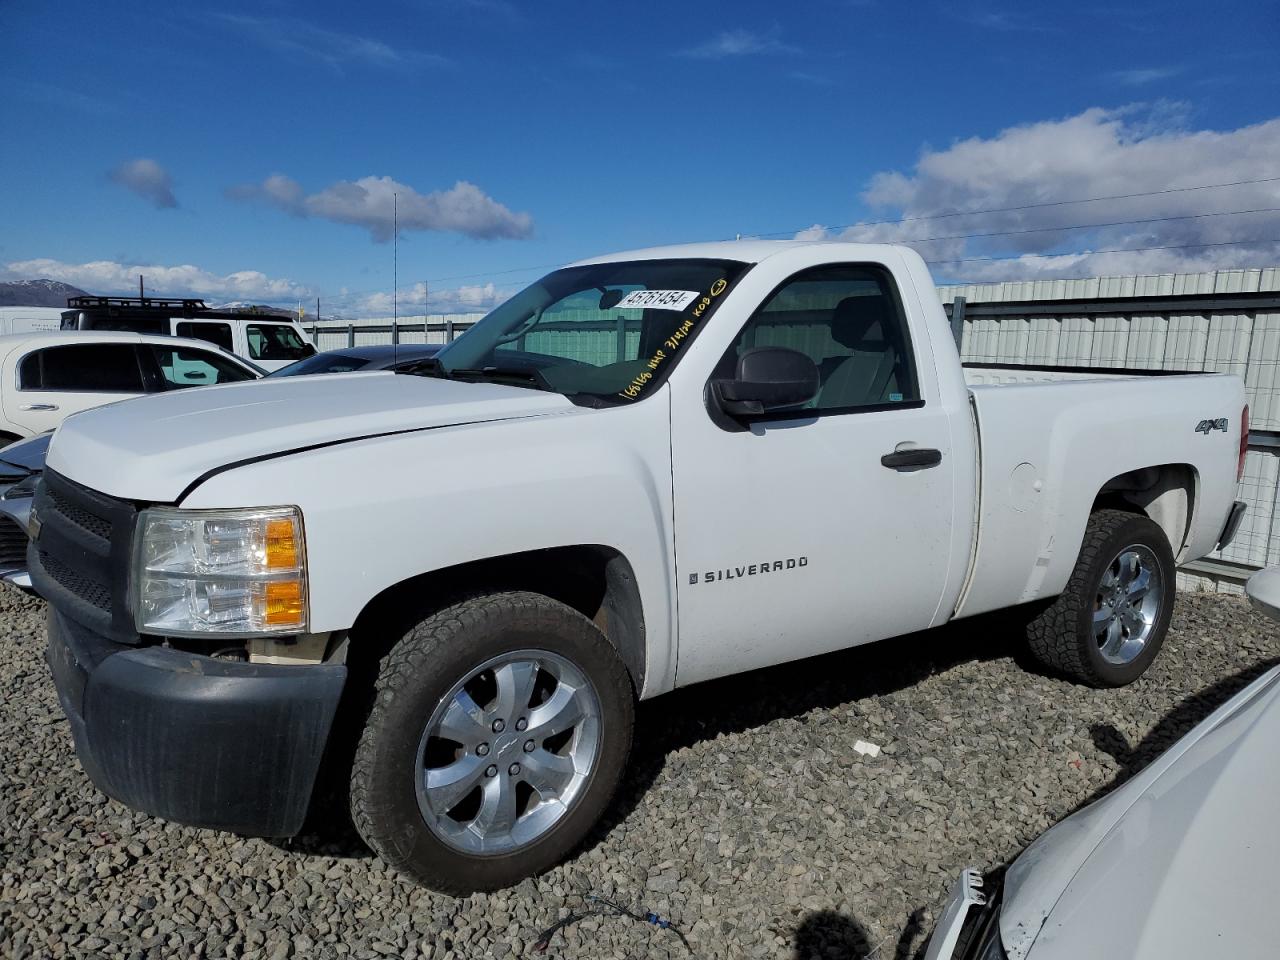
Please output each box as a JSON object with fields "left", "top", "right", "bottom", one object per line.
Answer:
{"left": 3, "top": 584, "right": 1277, "bottom": 960}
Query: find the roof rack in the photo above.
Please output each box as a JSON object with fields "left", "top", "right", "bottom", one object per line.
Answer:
{"left": 66, "top": 295, "right": 209, "bottom": 311}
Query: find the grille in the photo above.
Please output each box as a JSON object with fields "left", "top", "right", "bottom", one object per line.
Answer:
{"left": 47, "top": 488, "right": 112, "bottom": 541}
{"left": 39, "top": 550, "right": 111, "bottom": 611}
{"left": 32, "top": 470, "right": 138, "bottom": 642}
{"left": 0, "top": 515, "right": 27, "bottom": 568}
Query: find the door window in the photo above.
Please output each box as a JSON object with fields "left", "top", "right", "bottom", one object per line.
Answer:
{"left": 18, "top": 344, "right": 145, "bottom": 392}
{"left": 148, "top": 345, "right": 258, "bottom": 390}
{"left": 246, "top": 324, "right": 309, "bottom": 361}
{"left": 175, "top": 321, "right": 234, "bottom": 352}
{"left": 718, "top": 265, "right": 920, "bottom": 413}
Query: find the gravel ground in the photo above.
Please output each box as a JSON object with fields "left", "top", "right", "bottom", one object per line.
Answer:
{"left": 2, "top": 584, "right": 1278, "bottom": 960}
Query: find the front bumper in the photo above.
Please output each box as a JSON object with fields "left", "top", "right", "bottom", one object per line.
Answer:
{"left": 45, "top": 605, "right": 346, "bottom": 837}
{"left": 925, "top": 869, "right": 1006, "bottom": 960}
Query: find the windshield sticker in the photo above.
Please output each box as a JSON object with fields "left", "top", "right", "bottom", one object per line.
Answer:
{"left": 617, "top": 275, "right": 731, "bottom": 401}
{"left": 615, "top": 289, "right": 699, "bottom": 311}
{"left": 691, "top": 277, "right": 728, "bottom": 318}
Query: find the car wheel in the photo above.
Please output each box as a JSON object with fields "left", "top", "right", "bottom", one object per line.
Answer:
{"left": 349, "top": 591, "right": 634, "bottom": 894}
{"left": 1026, "top": 508, "right": 1176, "bottom": 687}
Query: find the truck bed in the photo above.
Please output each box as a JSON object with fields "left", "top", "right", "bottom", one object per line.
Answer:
{"left": 954, "top": 365, "right": 1244, "bottom": 619}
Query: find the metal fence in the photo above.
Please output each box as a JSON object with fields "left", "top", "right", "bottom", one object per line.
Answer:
{"left": 309, "top": 266, "right": 1280, "bottom": 593}
{"left": 307, "top": 314, "right": 485, "bottom": 351}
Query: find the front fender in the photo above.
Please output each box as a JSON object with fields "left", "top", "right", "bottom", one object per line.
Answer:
{"left": 179, "top": 394, "right": 679, "bottom": 697}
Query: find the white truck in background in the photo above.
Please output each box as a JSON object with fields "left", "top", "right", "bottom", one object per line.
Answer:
{"left": 36, "top": 240, "right": 1246, "bottom": 894}
{"left": 0, "top": 306, "right": 65, "bottom": 335}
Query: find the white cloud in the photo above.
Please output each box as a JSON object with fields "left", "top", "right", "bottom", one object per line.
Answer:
{"left": 229, "top": 174, "right": 534, "bottom": 242}
{"left": 2, "top": 258, "right": 309, "bottom": 302}
{"left": 109, "top": 158, "right": 177, "bottom": 209}
{"left": 800, "top": 106, "right": 1280, "bottom": 281}
{"left": 1111, "top": 67, "right": 1180, "bottom": 86}
{"left": 680, "top": 29, "right": 798, "bottom": 59}
{"left": 217, "top": 15, "right": 446, "bottom": 70}
{"left": 953, "top": 7, "right": 1050, "bottom": 32}
{"left": 334, "top": 281, "right": 514, "bottom": 318}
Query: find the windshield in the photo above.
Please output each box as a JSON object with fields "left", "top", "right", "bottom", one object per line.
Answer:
{"left": 432, "top": 258, "right": 749, "bottom": 404}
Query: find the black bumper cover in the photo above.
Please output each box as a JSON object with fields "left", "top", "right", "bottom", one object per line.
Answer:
{"left": 46, "top": 606, "right": 346, "bottom": 837}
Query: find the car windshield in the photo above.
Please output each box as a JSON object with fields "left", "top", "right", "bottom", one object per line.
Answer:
{"left": 427, "top": 258, "right": 749, "bottom": 404}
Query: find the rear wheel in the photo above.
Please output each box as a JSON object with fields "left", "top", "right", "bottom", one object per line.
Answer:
{"left": 350, "top": 591, "right": 634, "bottom": 894}
{"left": 1026, "top": 509, "right": 1176, "bottom": 687}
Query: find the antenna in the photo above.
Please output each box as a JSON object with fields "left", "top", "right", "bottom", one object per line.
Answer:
{"left": 393, "top": 192, "right": 399, "bottom": 364}
{"left": 423, "top": 280, "right": 429, "bottom": 345}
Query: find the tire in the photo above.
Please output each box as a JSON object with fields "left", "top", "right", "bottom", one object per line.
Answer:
{"left": 1026, "top": 508, "right": 1176, "bottom": 687}
{"left": 350, "top": 591, "right": 634, "bottom": 894}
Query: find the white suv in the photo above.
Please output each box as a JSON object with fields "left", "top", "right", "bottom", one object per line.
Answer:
{"left": 0, "top": 331, "right": 262, "bottom": 443}
{"left": 61, "top": 297, "right": 316, "bottom": 372}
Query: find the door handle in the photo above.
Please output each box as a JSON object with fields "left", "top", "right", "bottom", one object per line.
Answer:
{"left": 19, "top": 403, "right": 58, "bottom": 411}
{"left": 881, "top": 447, "right": 942, "bottom": 470}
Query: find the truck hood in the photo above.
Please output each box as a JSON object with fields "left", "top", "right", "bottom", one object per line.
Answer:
{"left": 1000, "top": 664, "right": 1280, "bottom": 959}
{"left": 46, "top": 372, "right": 576, "bottom": 502}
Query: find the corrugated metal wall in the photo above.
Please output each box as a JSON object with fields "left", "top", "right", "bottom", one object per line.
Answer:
{"left": 939, "top": 266, "right": 1280, "bottom": 594}
{"left": 309, "top": 313, "right": 487, "bottom": 351}
{"left": 937, "top": 266, "right": 1280, "bottom": 303}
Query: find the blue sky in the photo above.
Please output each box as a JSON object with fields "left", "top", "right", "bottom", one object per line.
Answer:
{"left": 2, "top": 0, "right": 1278, "bottom": 315}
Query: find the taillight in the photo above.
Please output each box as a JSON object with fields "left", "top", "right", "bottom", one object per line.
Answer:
{"left": 1239, "top": 404, "right": 1250, "bottom": 481}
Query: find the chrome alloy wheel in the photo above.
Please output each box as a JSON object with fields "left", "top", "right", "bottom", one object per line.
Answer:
{"left": 415, "top": 650, "right": 602, "bottom": 855}
{"left": 1094, "top": 544, "right": 1163, "bottom": 666}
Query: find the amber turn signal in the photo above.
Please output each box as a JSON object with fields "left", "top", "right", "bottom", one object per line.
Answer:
{"left": 263, "top": 579, "right": 305, "bottom": 627}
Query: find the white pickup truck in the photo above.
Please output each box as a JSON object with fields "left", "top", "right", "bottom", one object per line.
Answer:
{"left": 36, "top": 241, "right": 1247, "bottom": 894}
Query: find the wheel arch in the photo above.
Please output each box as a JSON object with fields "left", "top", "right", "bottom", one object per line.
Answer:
{"left": 1092, "top": 462, "right": 1199, "bottom": 561}
{"left": 347, "top": 544, "right": 648, "bottom": 693}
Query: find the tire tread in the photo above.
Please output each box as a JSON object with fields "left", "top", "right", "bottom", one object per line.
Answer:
{"left": 1025, "top": 508, "right": 1173, "bottom": 687}
{"left": 349, "top": 591, "right": 633, "bottom": 894}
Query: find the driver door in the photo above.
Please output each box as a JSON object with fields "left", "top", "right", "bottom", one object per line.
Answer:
{"left": 670, "top": 263, "right": 957, "bottom": 686}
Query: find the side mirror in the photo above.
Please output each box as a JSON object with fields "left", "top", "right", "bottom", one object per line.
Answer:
{"left": 302, "top": 343, "right": 318, "bottom": 357}
{"left": 711, "top": 346, "right": 819, "bottom": 418}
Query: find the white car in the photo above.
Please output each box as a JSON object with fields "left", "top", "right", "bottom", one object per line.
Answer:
{"left": 0, "top": 331, "right": 262, "bottom": 443}
{"left": 926, "top": 574, "right": 1280, "bottom": 960}
{"left": 37, "top": 240, "right": 1247, "bottom": 893}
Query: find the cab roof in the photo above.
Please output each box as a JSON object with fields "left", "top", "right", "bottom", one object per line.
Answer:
{"left": 568, "top": 239, "right": 911, "bottom": 268}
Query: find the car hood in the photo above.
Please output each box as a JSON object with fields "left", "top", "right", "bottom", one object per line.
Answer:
{"left": 46, "top": 372, "right": 577, "bottom": 502}
{"left": 0, "top": 432, "right": 51, "bottom": 476}
{"left": 1001, "top": 664, "right": 1280, "bottom": 959}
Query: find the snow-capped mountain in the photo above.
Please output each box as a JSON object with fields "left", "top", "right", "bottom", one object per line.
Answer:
{"left": 0, "top": 279, "right": 89, "bottom": 307}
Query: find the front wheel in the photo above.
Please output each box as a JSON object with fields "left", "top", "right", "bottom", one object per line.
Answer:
{"left": 1026, "top": 509, "right": 1176, "bottom": 687}
{"left": 349, "top": 591, "right": 634, "bottom": 894}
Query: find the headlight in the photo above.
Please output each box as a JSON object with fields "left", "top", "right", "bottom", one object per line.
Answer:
{"left": 135, "top": 506, "right": 307, "bottom": 636}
